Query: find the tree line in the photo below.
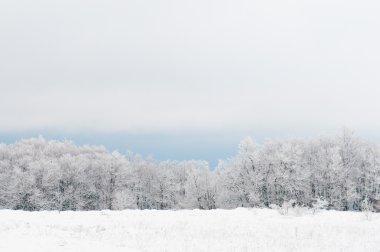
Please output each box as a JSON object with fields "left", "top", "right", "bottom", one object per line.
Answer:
{"left": 0, "top": 130, "right": 379, "bottom": 211}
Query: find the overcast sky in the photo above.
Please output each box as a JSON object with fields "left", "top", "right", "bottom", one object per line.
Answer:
{"left": 1, "top": 0, "right": 380, "bottom": 164}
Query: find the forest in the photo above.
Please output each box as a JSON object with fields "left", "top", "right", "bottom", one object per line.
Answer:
{"left": 0, "top": 130, "right": 379, "bottom": 211}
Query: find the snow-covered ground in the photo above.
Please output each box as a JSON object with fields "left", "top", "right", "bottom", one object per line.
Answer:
{"left": 0, "top": 208, "right": 379, "bottom": 252}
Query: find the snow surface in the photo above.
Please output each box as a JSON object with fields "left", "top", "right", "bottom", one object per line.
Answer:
{"left": 0, "top": 208, "right": 379, "bottom": 252}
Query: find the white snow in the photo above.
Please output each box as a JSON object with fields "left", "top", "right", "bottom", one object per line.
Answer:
{"left": 0, "top": 208, "right": 379, "bottom": 252}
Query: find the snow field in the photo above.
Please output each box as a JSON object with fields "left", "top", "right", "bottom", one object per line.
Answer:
{"left": 0, "top": 208, "right": 379, "bottom": 252}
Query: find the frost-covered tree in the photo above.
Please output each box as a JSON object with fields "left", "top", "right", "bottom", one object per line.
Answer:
{"left": 1, "top": 131, "right": 380, "bottom": 211}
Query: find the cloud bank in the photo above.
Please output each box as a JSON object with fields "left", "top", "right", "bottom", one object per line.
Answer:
{"left": 1, "top": 0, "right": 380, "bottom": 133}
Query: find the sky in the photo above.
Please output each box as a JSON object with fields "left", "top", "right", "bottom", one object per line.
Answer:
{"left": 1, "top": 0, "right": 380, "bottom": 167}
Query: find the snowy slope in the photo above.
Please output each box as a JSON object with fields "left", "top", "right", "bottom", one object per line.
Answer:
{"left": 0, "top": 208, "right": 379, "bottom": 252}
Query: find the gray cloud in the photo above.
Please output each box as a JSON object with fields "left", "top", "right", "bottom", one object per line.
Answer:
{"left": 1, "top": 0, "right": 380, "bottom": 133}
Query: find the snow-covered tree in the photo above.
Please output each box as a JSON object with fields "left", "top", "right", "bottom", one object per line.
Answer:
{"left": 1, "top": 131, "right": 380, "bottom": 211}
